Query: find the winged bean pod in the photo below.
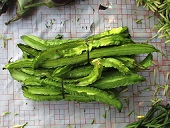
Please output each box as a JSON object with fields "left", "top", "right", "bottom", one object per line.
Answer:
{"left": 65, "top": 85, "right": 123, "bottom": 112}
{"left": 41, "top": 44, "right": 160, "bottom": 68}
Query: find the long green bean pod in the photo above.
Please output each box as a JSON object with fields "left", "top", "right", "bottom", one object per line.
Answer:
{"left": 17, "top": 44, "right": 40, "bottom": 57}
{"left": 99, "top": 58, "right": 130, "bottom": 74}
{"left": 61, "top": 65, "right": 93, "bottom": 79}
{"left": 23, "top": 77, "right": 62, "bottom": 87}
{"left": 21, "top": 68, "right": 53, "bottom": 78}
{"left": 33, "top": 48, "right": 62, "bottom": 68}
{"left": 139, "top": 53, "right": 153, "bottom": 68}
{"left": 65, "top": 85, "right": 122, "bottom": 112}
{"left": 22, "top": 86, "right": 63, "bottom": 101}
{"left": 92, "top": 72, "right": 145, "bottom": 89}
{"left": 114, "top": 56, "right": 136, "bottom": 69}
{"left": 88, "top": 34, "right": 134, "bottom": 50}
{"left": 8, "top": 69, "right": 35, "bottom": 82}
{"left": 52, "top": 65, "right": 72, "bottom": 77}
{"left": 21, "top": 35, "right": 85, "bottom": 50}
{"left": 64, "top": 59, "right": 103, "bottom": 86}
{"left": 22, "top": 86, "right": 94, "bottom": 102}
{"left": 41, "top": 44, "right": 160, "bottom": 68}
{"left": 5, "top": 59, "right": 33, "bottom": 69}
{"left": 87, "top": 26, "right": 129, "bottom": 40}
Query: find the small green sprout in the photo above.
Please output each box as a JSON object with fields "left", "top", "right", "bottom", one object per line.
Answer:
{"left": 13, "top": 122, "right": 28, "bottom": 128}
{"left": 136, "top": 19, "right": 142, "bottom": 24}
{"left": 1, "top": 111, "right": 11, "bottom": 116}
{"left": 0, "top": 35, "right": 12, "bottom": 48}
{"left": 14, "top": 113, "right": 19, "bottom": 116}
{"left": 127, "top": 110, "right": 134, "bottom": 116}
{"left": 146, "top": 16, "right": 153, "bottom": 19}
{"left": 91, "top": 119, "right": 95, "bottom": 124}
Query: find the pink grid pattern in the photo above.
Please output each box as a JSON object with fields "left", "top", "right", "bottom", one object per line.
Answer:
{"left": 0, "top": 0, "right": 170, "bottom": 128}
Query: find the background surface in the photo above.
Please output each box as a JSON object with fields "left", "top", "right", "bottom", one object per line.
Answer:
{"left": 0, "top": 0, "right": 170, "bottom": 128}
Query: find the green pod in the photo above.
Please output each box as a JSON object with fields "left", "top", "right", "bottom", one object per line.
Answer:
{"left": 139, "top": 53, "right": 153, "bottom": 69}
{"left": 65, "top": 85, "right": 122, "bottom": 112}
{"left": 21, "top": 68, "right": 53, "bottom": 78}
{"left": 21, "top": 35, "right": 85, "bottom": 50}
{"left": 24, "top": 77, "right": 62, "bottom": 87}
{"left": 22, "top": 86, "right": 63, "bottom": 101}
{"left": 24, "top": 78, "right": 42, "bottom": 86}
{"left": 88, "top": 34, "right": 134, "bottom": 49}
{"left": 43, "top": 38, "right": 85, "bottom": 47}
{"left": 22, "top": 52, "right": 30, "bottom": 59}
{"left": 17, "top": 44, "right": 40, "bottom": 57}
{"left": 92, "top": 72, "right": 145, "bottom": 89}
{"left": 41, "top": 43, "right": 160, "bottom": 68}
{"left": 5, "top": 59, "right": 33, "bottom": 69}
{"left": 41, "top": 52, "right": 87, "bottom": 68}
{"left": 61, "top": 42, "right": 88, "bottom": 57}
{"left": 99, "top": 58, "right": 130, "bottom": 74}
{"left": 32, "top": 36, "right": 134, "bottom": 68}
{"left": 8, "top": 69, "right": 35, "bottom": 82}
{"left": 52, "top": 65, "right": 72, "bottom": 77}
{"left": 64, "top": 59, "right": 103, "bottom": 86}
{"left": 28, "top": 35, "right": 87, "bottom": 48}
{"left": 33, "top": 48, "right": 62, "bottom": 69}
{"left": 61, "top": 65, "right": 93, "bottom": 79}
{"left": 21, "top": 35, "right": 48, "bottom": 50}
{"left": 114, "top": 56, "right": 136, "bottom": 69}
{"left": 24, "top": 86, "right": 62, "bottom": 95}
{"left": 87, "top": 26, "right": 129, "bottom": 40}
{"left": 32, "top": 41, "right": 87, "bottom": 68}
{"left": 22, "top": 86, "right": 93, "bottom": 102}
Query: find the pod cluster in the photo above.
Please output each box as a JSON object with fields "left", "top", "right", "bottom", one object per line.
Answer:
{"left": 5, "top": 27, "right": 160, "bottom": 112}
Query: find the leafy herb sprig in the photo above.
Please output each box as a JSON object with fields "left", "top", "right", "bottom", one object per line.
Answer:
{"left": 136, "top": 0, "right": 170, "bottom": 43}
